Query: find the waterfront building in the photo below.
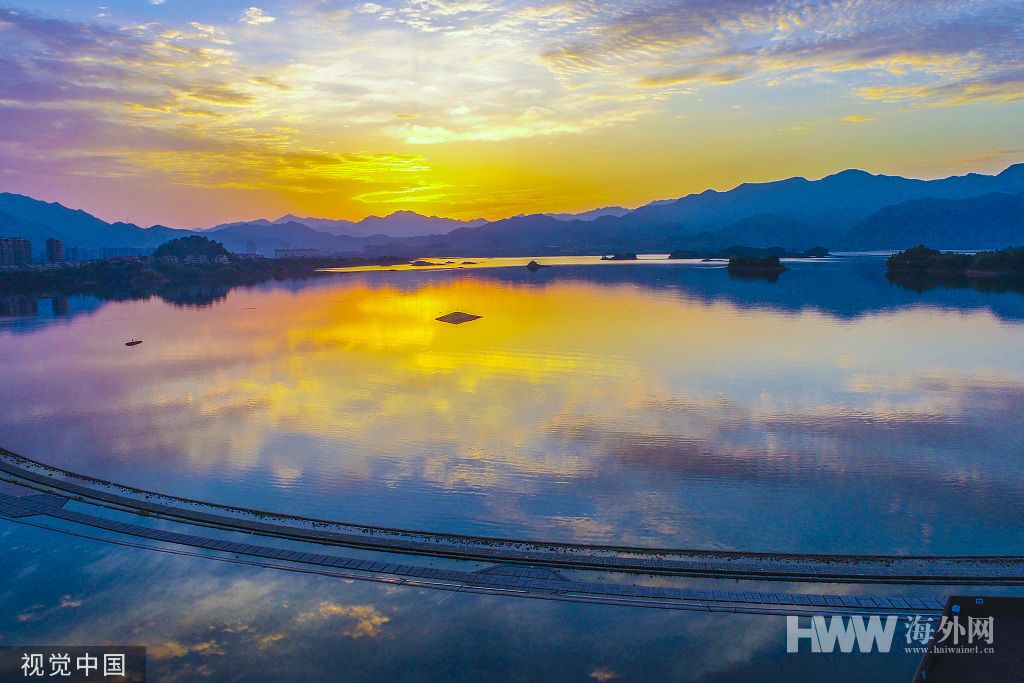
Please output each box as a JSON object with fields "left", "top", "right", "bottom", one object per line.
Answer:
{"left": 46, "top": 238, "right": 64, "bottom": 263}
{"left": 275, "top": 248, "right": 323, "bottom": 258}
{"left": 101, "top": 247, "right": 152, "bottom": 259}
{"left": 0, "top": 237, "right": 33, "bottom": 268}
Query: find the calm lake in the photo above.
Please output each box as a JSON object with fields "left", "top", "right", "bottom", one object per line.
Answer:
{"left": 3, "top": 254, "right": 1024, "bottom": 554}
{"left": 4, "top": 254, "right": 1024, "bottom": 682}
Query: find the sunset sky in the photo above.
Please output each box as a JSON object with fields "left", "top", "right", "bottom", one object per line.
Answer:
{"left": 1, "top": 0, "right": 1022, "bottom": 227}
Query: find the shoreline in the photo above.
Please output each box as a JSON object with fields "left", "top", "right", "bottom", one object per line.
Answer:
{"left": 0, "top": 255, "right": 408, "bottom": 298}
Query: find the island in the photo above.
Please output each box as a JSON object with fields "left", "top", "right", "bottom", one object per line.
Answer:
{"left": 600, "top": 253, "right": 638, "bottom": 261}
{"left": 726, "top": 255, "right": 788, "bottom": 274}
{"left": 887, "top": 245, "right": 1024, "bottom": 278}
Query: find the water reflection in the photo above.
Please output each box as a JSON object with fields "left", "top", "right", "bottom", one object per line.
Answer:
{"left": 2, "top": 257, "right": 1024, "bottom": 554}
{"left": 6, "top": 257, "right": 1024, "bottom": 326}
{"left": 886, "top": 270, "right": 1024, "bottom": 295}
{"left": 0, "top": 524, "right": 923, "bottom": 682}
{"left": 726, "top": 269, "right": 783, "bottom": 282}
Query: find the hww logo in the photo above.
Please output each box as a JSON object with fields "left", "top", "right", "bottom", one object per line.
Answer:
{"left": 787, "top": 615, "right": 899, "bottom": 653}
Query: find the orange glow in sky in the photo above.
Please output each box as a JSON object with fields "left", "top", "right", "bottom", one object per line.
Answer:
{"left": 1, "top": 2, "right": 1022, "bottom": 227}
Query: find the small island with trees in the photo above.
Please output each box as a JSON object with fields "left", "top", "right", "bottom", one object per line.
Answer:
{"left": 725, "top": 255, "right": 788, "bottom": 274}
{"left": 887, "top": 245, "right": 1024, "bottom": 278}
{"left": 666, "top": 245, "right": 830, "bottom": 279}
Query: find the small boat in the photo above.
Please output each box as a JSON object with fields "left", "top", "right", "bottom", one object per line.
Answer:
{"left": 125, "top": 339, "right": 142, "bottom": 347}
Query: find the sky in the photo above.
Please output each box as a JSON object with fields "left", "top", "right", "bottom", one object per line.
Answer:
{"left": 0, "top": 1, "right": 1022, "bottom": 228}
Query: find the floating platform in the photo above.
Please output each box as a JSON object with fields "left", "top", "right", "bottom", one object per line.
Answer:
{"left": 435, "top": 311, "right": 482, "bottom": 325}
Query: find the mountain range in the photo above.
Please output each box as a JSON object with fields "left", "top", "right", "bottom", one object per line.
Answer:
{"left": 1, "top": 164, "right": 1021, "bottom": 259}
{"left": 213, "top": 210, "right": 489, "bottom": 238}
{"left": 0, "top": 192, "right": 183, "bottom": 252}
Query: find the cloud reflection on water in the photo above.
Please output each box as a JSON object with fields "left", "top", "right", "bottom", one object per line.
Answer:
{"left": 1, "top": 264, "right": 1023, "bottom": 553}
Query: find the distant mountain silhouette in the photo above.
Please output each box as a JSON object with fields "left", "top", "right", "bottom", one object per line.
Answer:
{"left": 208, "top": 221, "right": 370, "bottom": 256}
{"left": 353, "top": 210, "right": 487, "bottom": 238}
{"left": 269, "top": 214, "right": 357, "bottom": 235}
{"left": 209, "top": 210, "right": 486, "bottom": 242}
{"left": 845, "top": 192, "right": 1024, "bottom": 249}
{"left": 0, "top": 192, "right": 187, "bottom": 253}
{"left": 715, "top": 214, "right": 839, "bottom": 250}
{"left": 619, "top": 165, "right": 1024, "bottom": 233}
{"left": 395, "top": 163, "right": 1024, "bottom": 254}
{"left": 2, "top": 163, "right": 1022, "bottom": 257}
{"left": 545, "top": 206, "right": 630, "bottom": 221}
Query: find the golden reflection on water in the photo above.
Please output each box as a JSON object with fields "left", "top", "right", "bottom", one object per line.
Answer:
{"left": 319, "top": 254, "right": 676, "bottom": 274}
{"left": 3, "top": 267, "right": 1024, "bottom": 549}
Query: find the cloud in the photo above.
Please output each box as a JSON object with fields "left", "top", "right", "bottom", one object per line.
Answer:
{"left": 351, "top": 0, "right": 1020, "bottom": 151}
{"left": 844, "top": 114, "right": 877, "bottom": 123}
{"left": 536, "top": 0, "right": 1024, "bottom": 107}
{"left": 1, "top": 1, "right": 1020, "bottom": 224}
{"left": 352, "top": 180, "right": 453, "bottom": 203}
{"left": 239, "top": 7, "right": 276, "bottom": 25}
{"left": 296, "top": 602, "right": 391, "bottom": 638}
{"left": 589, "top": 668, "right": 620, "bottom": 682}
{"left": 58, "top": 595, "right": 82, "bottom": 609}
{"left": 0, "top": 7, "right": 439, "bottom": 200}
{"left": 856, "top": 72, "right": 1024, "bottom": 106}
{"left": 249, "top": 75, "right": 292, "bottom": 90}
{"left": 149, "top": 639, "right": 225, "bottom": 661}
{"left": 185, "top": 84, "right": 256, "bottom": 105}
{"left": 638, "top": 64, "right": 753, "bottom": 87}
{"left": 290, "top": 0, "right": 352, "bottom": 21}
{"left": 255, "top": 632, "right": 285, "bottom": 649}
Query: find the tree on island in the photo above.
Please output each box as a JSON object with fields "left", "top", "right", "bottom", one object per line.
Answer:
{"left": 886, "top": 245, "right": 968, "bottom": 272}
{"left": 887, "top": 245, "right": 1024, "bottom": 275}
{"left": 153, "top": 235, "right": 230, "bottom": 259}
{"left": 727, "top": 254, "right": 787, "bottom": 271}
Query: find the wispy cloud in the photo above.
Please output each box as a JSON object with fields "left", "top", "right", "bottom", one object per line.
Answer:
{"left": 240, "top": 7, "right": 276, "bottom": 25}
{"left": 296, "top": 602, "right": 390, "bottom": 638}
{"left": 537, "top": 0, "right": 1023, "bottom": 106}
{"left": 0, "top": 6, "right": 435, "bottom": 202}
{"left": 0, "top": 1, "right": 1020, "bottom": 225}
{"left": 589, "top": 667, "right": 620, "bottom": 682}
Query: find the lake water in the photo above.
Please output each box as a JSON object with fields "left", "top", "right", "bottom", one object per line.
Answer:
{"left": 3, "top": 254, "right": 1024, "bottom": 554}
{"left": 4, "top": 254, "right": 1024, "bottom": 681}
